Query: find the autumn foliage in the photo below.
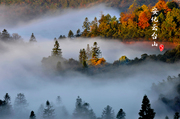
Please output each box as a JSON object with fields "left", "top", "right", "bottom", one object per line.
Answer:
{"left": 88, "top": 58, "right": 106, "bottom": 66}
{"left": 138, "top": 10, "right": 151, "bottom": 29}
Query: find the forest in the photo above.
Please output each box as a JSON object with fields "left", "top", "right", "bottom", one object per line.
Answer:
{"left": 76, "top": 0, "right": 180, "bottom": 42}
{"left": 41, "top": 40, "right": 180, "bottom": 75}
{"left": 0, "top": 0, "right": 180, "bottom": 119}
{"left": 0, "top": 91, "right": 179, "bottom": 119}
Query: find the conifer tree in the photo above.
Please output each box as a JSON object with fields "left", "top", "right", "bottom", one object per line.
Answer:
{"left": 174, "top": 112, "right": 180, "bottom": 119}
{"left": 116, "top": 109, "right": 126, "bottom": 119}
{"left": 43, "top": 100, "right": 55, "bottom": 119}
{"left": 91, "top": 42, "right": 101, "bottom": 59}
{"left": 82, "top": 17, "right": 90, "bottom": 36}
{"left": 68, "top": 30, "right": 74, "bottom": 38}
{"left": 101, "top": 105, "right": 115, "bottom": 119}
{"left": 79, "top": 48, "right": 88, "bottom": 64}
{"left": 30, "top": 111, "right": 36, "bottom": 119}
{"left": 29, "top": 33, "right": 37, "bottom": 42}
{"left": 14, "top": 93, "right": 28, "bottom": 109}
{"left": 138, "top": 95, "right": 155, "bottom": 119}
{"left": 1, "top": 29, "right": 10, "bottom": 41}
{"left": 52, "top": 40, "right": 62, "bottom": 57}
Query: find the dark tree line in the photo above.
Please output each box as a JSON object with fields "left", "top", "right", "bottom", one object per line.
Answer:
{"left": 1, "top": 92, "right": 180, "bottom": 119}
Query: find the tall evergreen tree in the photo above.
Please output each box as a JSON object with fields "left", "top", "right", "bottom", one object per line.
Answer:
{"left": 4, "top": 93, "right": 10, "bottom": 104}
{"left": 14, "top": 93, "right": 28, "bottom": 109}
{"left": 52, "top": 40, "right": 62, "bottom": 57}
{"left": 101, "top": 105, "right": 115, "bottom": 119}
{"left": 91, "top": 42, "right": 101, "bottom": 59}
{"left": 30, "top": 111, "right": 36, "bottom": 119}
{"left": 29, "top": 33, "right": 37, "bottom": 42}
{"left": 116, "top": 109, "right": 126, "bottom": 119}
{"left": 43, "top": 100, "right": 55, "bottom": 119}
{"left": 82, "top": 17, "right": 90, "bottom": 36}
{"left": 138, "top": 95, "right": 155, "bottom": 119}
{"left": 79, "top": 48, "right": 88, "bottom": 64}
{"left": 76, "top": 29, "right": 81, "bottom": 37}
{"left": 0, "top": 93, "right": 13, "bottom": 117}
{"left": 68, "top": 30, "right": 74, "bottom": 38}
{"left": 174, "top": 112, "right": 180, "bottom": 119}
{"left": 73, "top": 96, "right": 94, "bottom": 119}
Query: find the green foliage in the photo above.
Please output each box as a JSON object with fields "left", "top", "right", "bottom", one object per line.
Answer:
{"left": 52, "top": 40, "right": 62, "bottom": 57}
{"left": 167, "top": 2, "right": 178, "bottom": 10}
{"left": 79, "top": 48, "right": 88, "bottom": 64}
{"left": 68, "top": 30, "right": 74, "bottom": 38}
{"left": 91, "top": 42, "right": 101, "bottom": 59}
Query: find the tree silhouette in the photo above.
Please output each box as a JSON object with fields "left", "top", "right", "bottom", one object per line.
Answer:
{"left": 116, "top": 108, "right": 126, "bottom": 119}
{"left": 52, "top": 40, "right": 62, "bottom": 57}
{"left": 174, "top": 112, "right": 180, "bottom": 119}
{"left": 29, "top": 111, "right": 36, "bottom": 119}
{"left": 68, "top": 30, "right": 74, "bottom": 38}
{"left": 139, "top": 95, "right": 155, "bottom": 119}
{"left": 29, "top": 33, "right": 37, "bottom": 42}
{"left": 101, "top": 105, "right": 115, "bottom": 119}
{"left": 91, "top": 42, "right": 101, "bottom": 59}
{"left": 43, "top": 100, "right": 55, "bottom": 119}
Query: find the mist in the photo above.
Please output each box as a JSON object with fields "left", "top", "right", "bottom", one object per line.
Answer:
{"left": 0, "top": 4, "right": 120, "bottom": 40}
{"left": 0, "top": 38, "right": 180, "bottom": 119}
{"left": 0, "top": 4, "right": 180, "bottom": 119}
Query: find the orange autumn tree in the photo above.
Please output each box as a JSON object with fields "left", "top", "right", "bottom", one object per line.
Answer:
{"left": 154, "top": 0, "right": 171, "bottom": 13}
{"left": 138, "top": 9, "right": 151, "bottom": 29}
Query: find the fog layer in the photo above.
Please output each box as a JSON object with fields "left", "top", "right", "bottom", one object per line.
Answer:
{"left": 0, "top": 39, "right": 179, "bottom": 119}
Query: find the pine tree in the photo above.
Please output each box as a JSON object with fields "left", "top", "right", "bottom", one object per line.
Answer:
{"left": 102, "top": 105, "right": 115, "bottom": 119}
{"left": 0, "top": 93, "right": 13, "bottom": 117}
{"left": 1, "top": 29, "right": 10, "bottom": 41}
{"left": 138, "top": 95, "right": 155, "bottom": 119}
{"left": 14, "top": 93, "right": 28, "bottom": 109}
{"left": 76, "top": 29, "right": 81, "bottom": 37}
{"left": 73, "top": 96, "right": 93, "bottom": 119}
{"left": 91, "top": 42, "right": 101, "bottom": 59}
{"left": 29, "top": 33, "right": 37, "bottom": 42}
{"left": 116, "top": 109, "right": 126, "bottom": 119}
{"left": 30, "top": 111, "right": 36, "bottom": 119}
{"left": 4, "top": 93, "right": 10, "bottom": 104}
{"left": 68, "top": 30, "right": 74, "bottom": 38}
{"left": 79, "top": 49, "right": 88, "bottom": 64}
{"left": 52, "top": 40, "right": 62, "bottom": 57}
{"left": 43, "top": 100, "right": 55, "bottom": 119}
{"left": 82, "top": 17, "right": 90, "bottom": 36}
{"left": 174, "top": 112, "right": 180, "bottom": 119}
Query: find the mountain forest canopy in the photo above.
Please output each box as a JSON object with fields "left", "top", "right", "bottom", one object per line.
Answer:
{"left": 80, "top": 0, "right": 180, "bottom": 43}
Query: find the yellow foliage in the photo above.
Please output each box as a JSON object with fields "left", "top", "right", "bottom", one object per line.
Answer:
{"left": 141, "top": 4, "right": 149, "bottom": 11}
{"left": 88, "top": 58, "right": 106, "bottom": 66}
